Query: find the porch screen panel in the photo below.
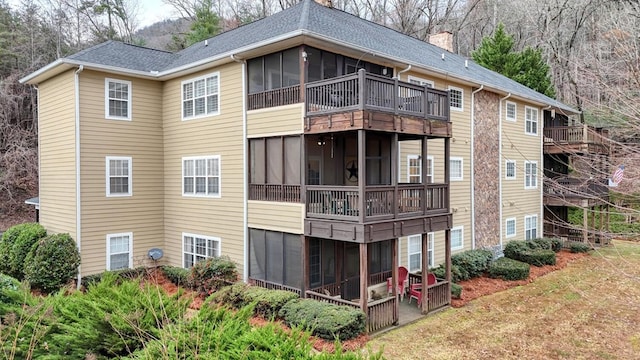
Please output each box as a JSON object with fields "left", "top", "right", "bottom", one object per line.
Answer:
{"left": 266, "top": 137, "right": 282, "bottom": 184}
{"left": 323, "top": 52, "right": 337, "bottom": 79}
{"left": 265, "top": 53, "right": 281, "bottom": 90}
{"left": 248, "top": 59, "right": 264, "bottom": 93}
{"left": 282, "top": 48, "right": 300, "bottom": 87}
{"left": 284, "top": 137, "right": 301, "bottom": 184}
{"left": 249, "top": 229, "right": 266, "bottom": 280}
{"left": 307, "top": 48, "right": 321, "bottom": 82}
{"left": 250, "top": 139, "right": 265, "bottom": 184}
{"left": 266, "top": 230, "right": 284, "bottom": 284}
{"left": 283, "top": 234, "right": 302, "bottom": 288}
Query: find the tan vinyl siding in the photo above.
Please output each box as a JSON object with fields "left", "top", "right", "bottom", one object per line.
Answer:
{"left": 248, "top": 201, "right": 304, "bottom": 234}
{"left": 38, "top": 70, "right": 77, "bottom": 238}
{"left": 501, "top": 100, "right": 542, "bottom": 241}
{"left": 163, "top": 63, "right": 245, "bottom": 271}
{"left": 247, "top": 103, "right": 304, "bottom": 137}
{"left": 78, "top": 70, "right": 164, "bottom": 275}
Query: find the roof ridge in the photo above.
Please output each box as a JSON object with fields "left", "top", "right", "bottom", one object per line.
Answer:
{"left": 298, "top": 0, "right": 311, "bottom": 29}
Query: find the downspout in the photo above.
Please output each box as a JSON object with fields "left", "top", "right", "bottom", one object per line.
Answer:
{"left": 396, "top": 64, "right": 412, "bottom": 79}
{"left": 470, "top": 85, "right": 484, "bottom": 249}
{"left": 498, "top": 93, "right": 511, "bottom": 250}
{"left": 74, "top": 65, "right": 84, "bottom": 288}
{"left": 541, "top": 106, "right": 551, "bottom": 237}
{"left": 231, "top": 54, "right": 249, "bottom": 282}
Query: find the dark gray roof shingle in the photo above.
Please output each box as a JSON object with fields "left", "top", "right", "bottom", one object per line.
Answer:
{"left": 58, "top": 0, "right": 575, "bottom": 112}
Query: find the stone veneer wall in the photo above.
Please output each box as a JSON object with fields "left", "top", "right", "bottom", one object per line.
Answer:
{"left": 473, "top": 91, "right": 500, "bottom": 248}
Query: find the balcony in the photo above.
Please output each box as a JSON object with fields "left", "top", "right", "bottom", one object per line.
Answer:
{"left": 543, "top": 176, "right": 609, "bottom": 207}
{"left": 305, "top": 70, "right": 451, "bottom": 137}
{"left": 305, "top": 183, "right": 451, "bottom": 243}
{"left": 543, "top": 125, "right": 609, "bottom": 155}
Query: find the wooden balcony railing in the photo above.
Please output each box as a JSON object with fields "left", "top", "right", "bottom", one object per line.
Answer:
{"left": 407, "top": 272, "right": 449, "bottom": 312}
{"left": 248, "top": 84, "right": 301, "bottom": 110}
{"left": 543, "top": 125, "right": 609, "bottom": 145}
{"left": 543, "top": 177, "right": 608, "bottom": 199}
{"left": 248, "top": 278, "right": 302, "bottom": 296}
{"left": 305, "top": 183, "right": 448, "bottom": 221}
{"left": 305, "top": 70, "right": 450, "bottom": 121}
{"left": 249, "top": 184, "right": 301, "bottom": 202}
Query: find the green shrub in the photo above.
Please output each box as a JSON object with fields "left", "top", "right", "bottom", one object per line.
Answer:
{"left": 80, "top": 267, "right": 148, "bottom": 288}
{"left": 190, "top": 256, "right": 238, "bottom": 295}
{"left": 529, "top": 238, "right": 552, "bottom": 250}
{"left": 161, "top": 265, "right": 192, "bottom": 288}
{"left": 451, "top": 249, "right": 493, "bottom": 279}
{"left": 212, "top": 283, "right": 299, "bottom": 319}
{"left": 23, "top": 233, "right": 81, "bottom": 293}
{"left": 0, "top": 223, "right": 33, "bottom": 275}
{"left": 504, "top": 240, "right": 556, "bottom": 267}
{"left": 488, "top": 257, "right": 530, "bottom": 280}
{"left": 279, "top": 299, "right": 366, "bottom": 341}
{"left": 431, "top": 264, "right": 465, "bottom": 283}
{"left": 504, "top": 240, "right": 531, "bottom": 259}
{"left": 7, "top": 223, "right": 46, "bottom": 280}
{"left": 0, "top": 273, "right": 25, "bottom": 315}
{"left": 569, "top": 242, "right": 592, "bottom": 253}
{"left": 548, "top": 238, "right": 564, "bottom": 252}
{"left": 519, "top": 249, "right": 556, "bottom": 267}
{"left": 451, "top": 283, "right": 462, "bottom": 299}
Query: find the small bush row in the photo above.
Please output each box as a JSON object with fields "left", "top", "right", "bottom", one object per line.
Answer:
{"left": 80, "top": 267, "right": 148, "bottom": 288}
{"left": 190, "top": 256, "right": 239, "bottom": 295}
{"left": 451, "top": 283, "right": 462, "bottom": 299}
{"left": 279, "top": 299, "right": 366, "bottom": 341}
{"left": 451, "top": 249, "right": 494, "bottom": 280}
{"left": 488, "top": 257, "right": 530, "bottom": 280}
{"left": 0, "top": 223, "right": 47, "bottom": 280}
{"left": 569, "top": 242, "right": 592, "bottom": 253}
{"left": 211, "top": 282, "right": 299, "bottom": 319}
{"left": 504, "top": 240, "right": 557, "bottom": 267}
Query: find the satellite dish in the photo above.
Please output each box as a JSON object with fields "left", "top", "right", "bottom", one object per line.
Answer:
{"left": 148, "top": 248, "right": 164, "bottom": 261}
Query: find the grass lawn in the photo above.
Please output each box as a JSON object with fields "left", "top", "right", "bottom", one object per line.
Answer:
{"left": 368, "top": 240, "right": 640, "bottom": 359}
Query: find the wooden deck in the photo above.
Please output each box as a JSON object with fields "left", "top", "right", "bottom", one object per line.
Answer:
{"left": 544, "top": 125, "right": 609, "bottom": 155}
{"left": 543, "top": 177, "right": 609, "bottom": 207}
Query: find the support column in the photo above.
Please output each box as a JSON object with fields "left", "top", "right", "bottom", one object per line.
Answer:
{"left": 420, "top": 232, "right": 430, "bottom": 313}
{"left": 422, "top": 137, "right": 429, "bottom": 214}
{"left": 358, "top": 130, "right": 367, "bottom": 224}
{"left": 590, "top": 206, "right": 595, "bottom": 243}
{"left": 359, "top": 243, "right": 369, "bottom": 314}
{"left": 302, "top": 235, "right": 309, "bottom": 297}
{"left": 445, "top": 228, "right": 452, "bottom": 306}
{"left": 392, "top": 238, "right": 399, "bottom": 324}
{"left": 583, "top": 208, "right": 588, "bottom": 243}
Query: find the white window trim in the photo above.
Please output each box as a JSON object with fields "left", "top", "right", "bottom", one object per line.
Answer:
{"left": 505, "top": 159, "right": 516, "bottom": 180}
{"left": 106, "top": 232, "right": 133, "bottom": 271}
{"left": 407, "top": 155, "right": 421, "bottom": 183}
{"left": 182, "top": 232, "right": 222, "bottom": 268}
{"left": 450, "top": 157, "right": 463, "bottom": 181}
{"left": 448, "top": 86, "right": 464, "bottom": 112}
{"left": 505, "top": 101, "right": 517, "bottom": 122}
{"left": 182, "top": 155, "right": 222, "bottom": 198}
{"left": 505, "top": 218, "right": 516, "bottom": 238}
{"left": 407, "top": 75, "right": 435, "bottom": 88}
{"left": 525, "top": 105, "right": 539, "bottom": 136}
{"left": 105, "top": 78, "right": 132, "bottom": 121}
{"left": 524, "top": 215, "right": 538, "bottom": 240}
{"left": 105, "top": 156, "right": 132, "bottom": 197}
{"left": 524, "top": 160, "right": 538, "bottom": 189}
{"left": 407, "top": 233, "right": 435, "bottom": 272}
{"left": 181, "top": 72, "right": 220, "bottom": 121}
{"left": 451, "top": 226, "right": 464, "bottom": 251}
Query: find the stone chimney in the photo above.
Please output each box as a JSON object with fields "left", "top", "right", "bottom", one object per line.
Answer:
{"left": 314, "top": 0, "right": 333, "bottom": 7}
{"left": 429, "top": 31, "right": 454, "bottom": 53}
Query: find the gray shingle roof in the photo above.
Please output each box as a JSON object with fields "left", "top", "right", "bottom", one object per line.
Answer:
{"left": 53, "top": 0, "right": 576, "bottom": 113}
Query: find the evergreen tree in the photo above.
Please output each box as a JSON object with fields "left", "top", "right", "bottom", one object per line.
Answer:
{"left": 185, "top": 0, "right": 220, "bottom": 46}
{"left": 472, "top": 23, "right": 556, "bottom": 98}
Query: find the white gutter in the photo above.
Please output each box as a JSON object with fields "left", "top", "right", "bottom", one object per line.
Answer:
{"left": 231, "top": 54, "right": 249, "bottom": 282}
{"left": 498, "top": 93, "right": 511, "bottom": 249}
{"left": 396, "top": 64, "right": 411, "bottom": 79}
{"left": 470, "top": 85, "right": 484, "bottom": 249}
{"left": 541, "top": 106, "right": 549, "bottom": 237}
{"left": 74, "top": 65, "right": 84, "bottom": 288}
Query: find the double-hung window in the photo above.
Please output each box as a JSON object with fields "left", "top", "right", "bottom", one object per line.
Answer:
{"left": 105, "top": 78, "right": 131, "bottom": 120}
{"left": 450, "top": 157, "right": 463, "bottom": 181}
{"left": 525, "top": 106, "right": 538, "bottom": 135}
{"left": 448, "top": 86, "right": 463, "bottom": 111}
{"left": 505, "top": 160, "right": 516, "bottom": 180}
{"left": 183, "top": 233, "right": 221, "bottom": 268}
{"left": 505, "top": 218, "right": 516, "bottom": 238}
{"left": 182, "top": 72, "right": 220, "bottom": 120}
{"left": 506, "top": 101, "right": 516, "bottom": 121}
{"left": 525, "top": 161, "right": 537, "bottom": 189}
{"left": 408, "top": 233, "right": 434, "bottom": 272}
{"left": 408, "top": 76, "right": 434, "bottom": 88}
{"left": 451, "top": 226, "right": 464, "bottom": 250}
{"left": 183, "top": 156, "right": 221, "bottom": 197}
{"left": 407, "top": 155, "right": 421, "bottom": 183}
{"left": 106, "top": 156, "right": 132, "bottom": 196}
{"left": 525, "top": 215, "right": 538, "bottom": 240}
{"left": 107, "top": 233, "right": 132, "bottom": 270}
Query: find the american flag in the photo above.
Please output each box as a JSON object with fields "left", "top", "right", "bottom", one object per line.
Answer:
{"left": 612, "top": 165, "right": 625, "bottom": 185}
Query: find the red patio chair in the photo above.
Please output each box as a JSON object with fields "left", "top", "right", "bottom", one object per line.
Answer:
{"left": 387, "top": 266, "right": 409, "bottom": 301}
{"left": 408, "top": 273, "right": 437, "bottom": 307}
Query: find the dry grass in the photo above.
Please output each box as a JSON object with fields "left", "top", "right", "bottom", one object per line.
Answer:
{"left": 369, "top": 240, "right": 640, "bottom": 360}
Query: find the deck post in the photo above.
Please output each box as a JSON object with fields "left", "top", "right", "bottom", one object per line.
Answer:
{"left": 445, "top": 228, "right": 452, "bottom": 305}
{"left": 301, "top": 134, "right": 306, "bottom": 204}
{"left": 302, "top": 235, "right": 309, "bottom": 297}
{"left": 359, "top": 243, "right": 369, "bottom": 315}
{"left": 393, "top": 238, "right": 399, "bottom": 324}
{"left": 420, "top": 232, "right": 429, "bottom": 313}
{"left": 358, "top": 130, "right": 366, "bottom": 224}
{"left": 422, "top": 137, "right": 428, "bottom": 214}
{"left": 358, "top": 69, "right": 366, "bottom": 111}
{"left": 583, "top": 207, "right": 588, "bottom": 243}
{"left": 392, "top": 133, "right": 398, "bottom": 219}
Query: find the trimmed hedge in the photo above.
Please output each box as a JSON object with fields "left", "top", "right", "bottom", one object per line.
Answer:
{"left": 431, "top": 264, "right": 465, "bottom": 283}
{"left": 569, "top": 242, "right": 591, "bottom": 253}
{"left": 8, "top": 223, "right": 47, "bottom": 280}
{"left": 504, "top": 240, "right": 556, "bottom": 267}
{"left": 24, "top": 233, "right": 81, "bottom": 293}
{"left": 161, "top": 265, "right": 192, "bottom": 288}
{"left": 0, "top": 223, "right": 44, "bottom": 276}
{"left": 451, "top": 249, "right": 494, "bottom": 280}
{"left": 451, "top": 283, "right": 462, "bottom": 299}
{"left": 190, "top": 256, "right": 238, "bottom": 296}
{"left": 279, "top": 298, "right": 366, "bottom": 341}
{"left": 212, "top": 283, "right": 299, "bottom": 319}
{"left": 80, "top": 267, "right": 148, "bottom": 288}
{"left": 488, "top": 257, "right": 530, "bottom": 280}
